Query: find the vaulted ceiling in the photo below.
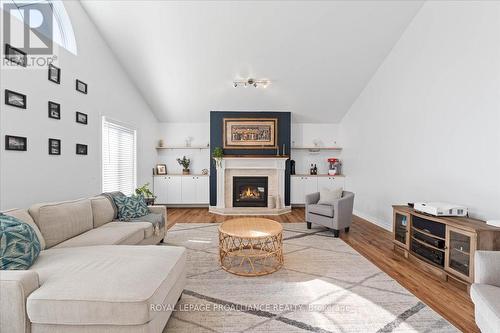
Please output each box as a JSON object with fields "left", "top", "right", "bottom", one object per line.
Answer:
{"left": 81, "top": 1, "right": 423, "bottom": 123}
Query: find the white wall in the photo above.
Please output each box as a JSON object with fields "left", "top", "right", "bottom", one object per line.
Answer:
{"left": 156, "top": 121, "right": 341, "bottom": 175}
{"left": 340, "top": 1, "right": 500, "bottom": 229}
{"left": 0, "top": 1, "right": 159, "bottom": 209}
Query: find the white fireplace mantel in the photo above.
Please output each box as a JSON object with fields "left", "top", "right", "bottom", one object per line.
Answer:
{"left": 210, "top": 156, "right": 291, "bottom": 215}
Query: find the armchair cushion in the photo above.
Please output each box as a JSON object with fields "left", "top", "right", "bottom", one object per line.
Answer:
{"left": 470, "top": 284, "right": 500, "bottom": 333}
{"left": 318, "top": 187, "right": 343, "bottom": 205}
{"left": 308, "top": 204, "right": 334, "bottom": 218}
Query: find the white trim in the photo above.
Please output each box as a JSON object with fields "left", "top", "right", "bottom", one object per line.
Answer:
{"left": 353, "top": 209, "right": 392, "bottom": 231}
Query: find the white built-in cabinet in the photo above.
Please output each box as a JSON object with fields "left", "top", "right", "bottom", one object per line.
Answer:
{"left": 154, "top": 175, "right": 209, "bottom": 204}
{"left": 291, "top": 175, "right": 345, "bottom": 204}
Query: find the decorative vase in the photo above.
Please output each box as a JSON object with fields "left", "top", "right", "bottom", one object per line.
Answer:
{"left": 182, "top": 169, "right": 190, "bottom": 175}
{"left": 158, "top": 139, "right": 164, "bottom": 147}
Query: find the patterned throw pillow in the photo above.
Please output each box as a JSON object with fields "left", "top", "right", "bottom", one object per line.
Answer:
{"left": 113, "top": 195, "right": 149, "bottom": 221}
{"left": 0, "top": 213, "right": 41, "bottom": 270}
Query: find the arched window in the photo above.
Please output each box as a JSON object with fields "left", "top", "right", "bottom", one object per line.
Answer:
{"left": 3, "top": 0, "right": 77, "bottom": 55}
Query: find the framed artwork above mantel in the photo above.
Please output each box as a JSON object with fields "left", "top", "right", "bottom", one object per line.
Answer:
{"left": 223, "top": 118, "right": 278, "bottom": 149}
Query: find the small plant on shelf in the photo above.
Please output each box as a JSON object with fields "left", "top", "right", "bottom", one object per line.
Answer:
{"left": 135, "top": 183, "right": 156, "bottom": 205}
{"left": 213, "top": 147, "right": 224, "bottom": 168}
{"left": 176, "top": 156, "right": 191, "bottom": 175}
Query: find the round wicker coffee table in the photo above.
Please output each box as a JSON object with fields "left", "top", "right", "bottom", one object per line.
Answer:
{"left": 218, "top": 218, "right": 284, "bottom": 276}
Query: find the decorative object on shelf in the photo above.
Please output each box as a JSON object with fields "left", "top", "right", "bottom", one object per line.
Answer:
{"left": 213, "top": 147, "right": 224, "bottom": 168}
{"left": 75, "top": 79, "right": 88, "bottom": 94}
{"left": 206, "top": 142, "right": 210, "bottom": 147}
{"left": 76, "top": 112, "right": 88, "bottom": 124}
{"left": 5, "top": 44, "right": 27, "bottom": 67}
{"left": 5, "top": 89, "right": 26, "bottom": 109}
{"left": 156, "top": 164, "right": 167, "bottom": 175}
{"left": 201, "top": 168, "right": 209, "bottom": 175}
{"left": 176, "top": 156, "right": 191, "bottom": 175}
{"left": 158, "top": 139, "right": 164, "bottom": 147}
{"left": 185, "top": 137, "right": 193, "bottom": 147}
{"left": 48, "top": 64, "right": 60, "bottom": 84}
{"left": 223, "top": 118, "right": 278, "bottom": 149}
{"left": 328, "top": 158, "right": 342, "bottom": 175}
{"left": 48, "top": 101, "right": 61, "bottom": 119}
{"left": 233, "top": 78, "right": 270, "bottom": 88}
{"left": 135, "top": 183, "right": 156, "bottom": 205}
{"left": 5, "top": 135, "right": 27, "bottom": 151}
{"left": 48, "top": 138, "right": 61, "bottom": 155}
{"left": 76, "top": 143, "right": 88, "bottom": 155}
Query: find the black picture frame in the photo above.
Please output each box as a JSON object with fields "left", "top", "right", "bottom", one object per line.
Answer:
{"left": 76, "top": 112, "right": 88, "bottom": 124}
{"left": 48, "top": 101, "right": 61, "bottom": 119}
{"left": 75, "top": 79, "right": 87, "bottom": 94}
{"left": 5, "top": 89, "right": 27, "bottom": 109}
{"left": 5, "top": 44, "right": 27, "bottom": 67}
{"left": 48, "top": 64, "right": 61, "bottom": 84}
{"left": 76, "top": 143, "right": 88, "bottom": 155}
{"left": 5, "top": 135, "right": 27, "bottom": 151}
{"left": 48, "top": 138, "right": 61, "bottom": 155}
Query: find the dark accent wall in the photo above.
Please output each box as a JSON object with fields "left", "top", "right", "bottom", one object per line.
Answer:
{"left": 210, "top": 111, "right": 291, "bottom": 206}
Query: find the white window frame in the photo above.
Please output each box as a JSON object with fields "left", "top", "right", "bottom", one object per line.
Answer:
{"left": 102, "top": 116, "right": 137, "bottom": 195}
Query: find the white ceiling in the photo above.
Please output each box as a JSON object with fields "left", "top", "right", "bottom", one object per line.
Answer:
{"left": 81, "top": 1, "right": 423, "bottom": 123}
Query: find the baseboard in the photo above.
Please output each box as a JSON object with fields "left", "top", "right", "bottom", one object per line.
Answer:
{"left": 353, "top": 209, "right": 392, "bottom": 231}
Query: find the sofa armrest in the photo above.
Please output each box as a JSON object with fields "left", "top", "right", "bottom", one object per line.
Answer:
{"left": 0, "top": 270, "right": 39, "bottom": 333}
{"left": 333, "top": 191, "right": 355, "bottom": 229}
{"left": 148, "top": 205, "right": 168, "bottom": 229}
{"left": 475, "top": 251, "right": 500, "bottom": 286}
{"left": 305, "top": 192, "right": 320, "bottom": 205}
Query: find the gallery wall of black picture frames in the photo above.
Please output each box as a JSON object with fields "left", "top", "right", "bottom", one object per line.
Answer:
{"left": 3, "top": 43, "right": 89, "bottom": 156}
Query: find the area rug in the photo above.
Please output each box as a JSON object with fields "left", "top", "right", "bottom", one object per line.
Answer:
{"left": 162, "top": 223, "right": 459, "bottom": 333}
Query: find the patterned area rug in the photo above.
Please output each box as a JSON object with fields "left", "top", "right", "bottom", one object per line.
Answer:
{"left": 162, "top": 223, "right": 458, "bottom": 333}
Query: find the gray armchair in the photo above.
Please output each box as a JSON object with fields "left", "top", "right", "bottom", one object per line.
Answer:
{"left": 305, "top": 191, "right": 355, "bottom": 237}
{"left": 470, "top": 251, "right": 500, "bottom": 333}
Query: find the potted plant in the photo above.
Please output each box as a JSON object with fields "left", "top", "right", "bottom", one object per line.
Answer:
{"left": 176, "top": 156, "right": 191, "bottom": 175}
{"left": 135, "top": 183, "right": 156, "bottom": 205}
{"left": 213, "top": 147, "right": 224, "bottom": 168}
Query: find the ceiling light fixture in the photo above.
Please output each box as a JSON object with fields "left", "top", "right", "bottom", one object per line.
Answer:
{"left": 233, "top": 78, "right": 270, "bottom": 88}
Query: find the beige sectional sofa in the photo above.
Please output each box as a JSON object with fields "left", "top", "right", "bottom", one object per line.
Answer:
{"left": 0, "top": 196, "right": 186, "bottom": 333}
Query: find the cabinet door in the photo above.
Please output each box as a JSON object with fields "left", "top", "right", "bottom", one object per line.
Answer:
{"left": 290, "top": 176, "right": 304, "bottom": 204}
{"left": 153, "top": 177, "right": 168, "bottom": 204}
{"left": 303, "top": 176, "right": 318, "bottom": 197}
{"left": 317, "top": 177, "right": 345, "bottom": 191}
{"left": 181, "top": 176, "right": 197, "bottom": 203}
{"left": 165, "top": 176, "right": 182, "bottom": 204}
{"left": 196, "top": 176, "right": 210, "bottom": 204}
{"left": 393, "top": 210, "right": 410, "bottom": 250}
{"left": 445, "top": 226, "right": 476, "bottom": 282}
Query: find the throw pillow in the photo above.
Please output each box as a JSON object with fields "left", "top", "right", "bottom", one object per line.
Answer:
{"left": 0, "top": 213, "right": 41, "bottom": 270}
{"left": 317, "top": 187, "right": 343, "bottom": 206}
{"left": 113, "top": 195, "right": 149, "bottom": 221}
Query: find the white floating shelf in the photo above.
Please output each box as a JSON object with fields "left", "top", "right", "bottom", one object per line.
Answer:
{"left": 291, "top": 147, "right": 342, "bottom": 151}
{"left": 156, "top": 146, "right": 209, "bottom": 150}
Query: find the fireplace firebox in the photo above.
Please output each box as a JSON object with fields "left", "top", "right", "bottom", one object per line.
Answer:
{"left": 233, "top": 176, "right": 268, "bottom": 207}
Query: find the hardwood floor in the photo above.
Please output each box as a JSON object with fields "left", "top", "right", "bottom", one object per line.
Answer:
{"left": 167, "top": 207, "right": 478, "bottom": 333}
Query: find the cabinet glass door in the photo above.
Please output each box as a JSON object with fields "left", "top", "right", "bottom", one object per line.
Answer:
{"left": 394, "top": 212, "right": 409, "bottom": 249}
{"left": 445, "top": 227, "right": 475, "bottom": 282}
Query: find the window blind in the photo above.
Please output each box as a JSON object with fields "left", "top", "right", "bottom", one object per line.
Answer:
{"left": 102, "top": 117, "right": 137, "bottom": 195}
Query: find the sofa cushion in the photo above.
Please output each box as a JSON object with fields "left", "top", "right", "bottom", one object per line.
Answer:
{"left": 308, "top": 204, "right": 334, "bottom": 218}
{"left": 0, "top": 214, "right": 41, "bottom": 270}
{"left": 90, "top": 196, "right": 115, "bottom": 228}
{"left": 53, "top": 223, "right": 146, "bottom": 248}
{"left": 470, "top": 284, "right": 500, "bottom": 333}
{"left": 29, "top": 199, "right": 93, "bottom": 248}
{"left": 114, "top": 195, "right": 149, "bottom": 221}
{"left": 27, "top": 245, "right": 186, "bottom": 326}
{"left": 317, "top": 187, "right": 343, "bottom": 205}
{"left": 2, "top": 208, "right": 46, "bottom": 250}
{"left": 103, "top": 221, "right": 154, "bottom": 239}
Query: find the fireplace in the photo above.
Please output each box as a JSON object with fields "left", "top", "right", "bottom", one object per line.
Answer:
{"left": 233, "top": 176, "right": 268, "bottom": 207}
